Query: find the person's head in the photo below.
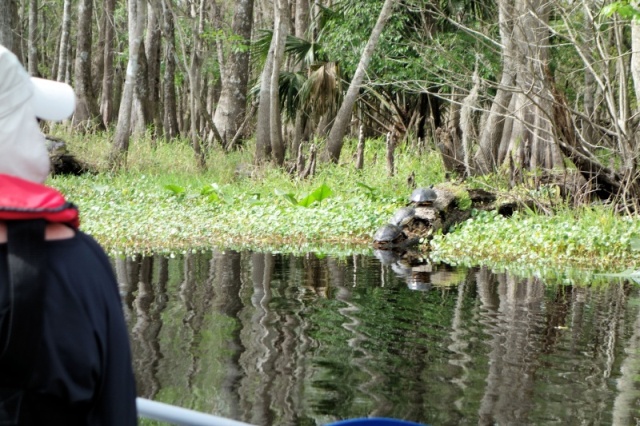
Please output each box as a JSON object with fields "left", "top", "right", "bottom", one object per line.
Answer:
{"left": 0, "top": 45, "right": 76, "bottom": 183}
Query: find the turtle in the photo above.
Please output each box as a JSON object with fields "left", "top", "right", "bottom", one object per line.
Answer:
{"left": 410, "top": 187, "right": 438, "bottom": 207}
{"left": 372, "top": 224, "right": 407, "bottom": 249}
{"left": 390, "top": 206, "right": 416, "bottom": 228}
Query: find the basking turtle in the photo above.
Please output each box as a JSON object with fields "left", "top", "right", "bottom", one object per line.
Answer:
{"left": 410, "top": 187, "right": 438, "bottom": 207}
{"left": 390, "top": 206, "right": 416, "bottom": 227}
{"left": 372, "top": 224, "right": 407, "bottom": 249}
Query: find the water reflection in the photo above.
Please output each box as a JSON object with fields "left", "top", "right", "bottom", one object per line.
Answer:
{"left": 113, "top": 251, "right": 640, "bottom": 425}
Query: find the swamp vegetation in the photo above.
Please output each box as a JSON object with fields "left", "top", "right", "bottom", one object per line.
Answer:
{"left": 50, "top": 130, "right": 640, "bottom": 276}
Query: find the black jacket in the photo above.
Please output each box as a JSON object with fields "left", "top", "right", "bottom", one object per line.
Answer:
{"left": 0, "top": 230, "right": 137, "bottom": 425}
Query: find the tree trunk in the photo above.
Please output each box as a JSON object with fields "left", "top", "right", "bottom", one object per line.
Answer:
{"left": 93, "top": 5, "right": 105, "bottom": 97}
{"left": 132, "top": 37, "right": 150, "bottom": 136}
{"left": 161, "top": 0, "right": 179, "bottom": 140}
{"left": 72, "top": 0, "right": 100, "bottom": 130}
{"left": 460, "top": 63, "right": 480, "bottom": 177}
{"left": 187, "top": 0, "right": 207, "bottom": 169}
{"left": 325, "top": 0, "right": 395, "bottom": 163}
{"left": 474, "top": 1, "right": 515, "bottom": 174}
{"left": 255, "top": 34, "right": 275, "bottom": 163}
{"left": 56, "top": 0, "right": 72, "bottom": 83}
{"left": 27, "top": 0, "right": 37, "bottom": 75}
{"left": 0, "top": 0, "right": 20, "bottom": 57}
{"left": 213, "top": 0, "right": 254, "bottom": 146}
{"left": 291, "top": 0, "right": 310, "bottom": 158}
{"left": 100, "top": 0, "right": 116, "bottom": 125}
{"left": 269, "top": 0, "right": 289, "bottom": 166}
{"left": 109, "top": 0, "right": 145, "bottom": 167}
{"left": 146, "top": 0, "right": 163, "bottom": 137}
{"left": 478, "top": 0, "right": 563, "bottom": 179}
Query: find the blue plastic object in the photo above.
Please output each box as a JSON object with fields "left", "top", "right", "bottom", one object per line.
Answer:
{"left": 326, "top": 418, "right": 425, "bottom": 426}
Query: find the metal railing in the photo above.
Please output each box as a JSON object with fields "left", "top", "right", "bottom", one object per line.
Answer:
{"left": 137, "top": 398, "right": 425, "bottom": 426}
{"left": 137, "top": 398, "right": 255, "bottom": 426}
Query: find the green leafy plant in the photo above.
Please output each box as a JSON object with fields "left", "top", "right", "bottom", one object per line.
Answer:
{"left": 298, "top": 183, "right": 333, "bottom": 207}
{"left": 275, "top": 183, "right": 334, "bottom": 207}
{"left": 165, "top": 184, "right": 186, "bottom": 198}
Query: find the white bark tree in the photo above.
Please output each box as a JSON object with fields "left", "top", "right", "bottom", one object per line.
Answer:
{"left": 56, "top": 0, "right": 72, "bottom": 83}
{"left": 212, "top": 0, "right": 255, "bottom": 147}
{"left": 325, "top": 0, "right": 395, "bottom": 163}
{"left": 109, "top": 0, "right": 146, "bottom": 167}
{"left": 27, "top": 0, "right": 37, "bottom": 75}
{"left": 269, "top": 0, "right": 289, "bottom": 166}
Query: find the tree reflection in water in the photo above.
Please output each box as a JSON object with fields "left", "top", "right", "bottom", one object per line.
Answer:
{"left": 113, "top": 251, "right": 640, "bottom": 425}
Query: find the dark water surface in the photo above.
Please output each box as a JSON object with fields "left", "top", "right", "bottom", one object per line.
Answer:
{"left": 113, "top": 251, "right": 640, "bottom": 425}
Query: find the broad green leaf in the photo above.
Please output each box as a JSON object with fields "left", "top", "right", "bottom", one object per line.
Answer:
{"left": 164, "top": 184, "right": 186, "bottom": 195}
{"left": 298, "top": 183, "right": 333, "bottom": 207}
{"left": 274, "top": 188, "right": 298, "bottom": 205}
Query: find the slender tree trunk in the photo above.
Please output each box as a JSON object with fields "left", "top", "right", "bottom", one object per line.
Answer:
{"left": 73, "top": 0, "right": 100, "bottom": 130}
{"left": 27, "top": 0, "right": 37, "bottom": 75}
{"left": 255, "top": 34, "right": 275, "bottom": 163}
{"left": 110, "top": 0, "right": 145, "bottom": 167}
{"left": 188, "top": 0, "right": 207, "bottom": 169}
{"left": 291, "top": 0, "right": 310, "bottom": 158}
{"left": 269, "top": 0, "right": 289, "bottom": 166}
{"left": 100, "top": 0, "right": 116, "bottom": 125}
{"left": 461, "top": 63, "right": 480, "bottom": 177}
{"left": 56, "top": 0, "right": 72, "bottom": 83}
{"left": 146, "top": 0, "right": 163, "bottom": 137}
{"left": 132, "top": 35, "right": 150, "bottom": 136}
{"left": 582, "top": 3, "right": 597, "bottom": 147}
{"left": 325, "top": 0, "right": 395, "bottom": 163}
{"left": 161, "top": 0, "right": 179, "bottom": 140}
{"left": 93, "top": 5, "right": 105, "bottom": 96}
{"left": 213, "top": 0, "right": 255, "bottom": 146}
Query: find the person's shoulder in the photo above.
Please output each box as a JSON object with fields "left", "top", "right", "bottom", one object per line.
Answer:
{"left": 74, "top": 230, "right": 109, "bottom": 254}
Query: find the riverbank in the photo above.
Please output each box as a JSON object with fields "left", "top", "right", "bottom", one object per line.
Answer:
{"left": 49, "top": 131, "right": 640, "bottom": 274}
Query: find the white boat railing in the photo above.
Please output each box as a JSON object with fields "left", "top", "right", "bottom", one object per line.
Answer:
{"left": 136, "top": 398, "right": 255, "bottom": 426}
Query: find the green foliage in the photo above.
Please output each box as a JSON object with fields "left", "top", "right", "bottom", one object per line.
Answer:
{"left": 430, "top": 207, "right": 640, "bottom": 273}
{"left": 602, "top": 1, "right": 640, "bottom": 21}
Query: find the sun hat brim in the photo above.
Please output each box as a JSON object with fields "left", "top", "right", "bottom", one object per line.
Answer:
{"left": 30, "top": 77, "right": 76, "bottom": 121}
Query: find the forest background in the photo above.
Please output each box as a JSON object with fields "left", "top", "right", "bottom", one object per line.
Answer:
{"left": 2, "top": 0, "right": 640, "bottom": 276}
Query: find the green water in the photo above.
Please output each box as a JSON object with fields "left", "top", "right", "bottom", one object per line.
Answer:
{"left": 116, "top": 251, "right": 640, "bottom": 425}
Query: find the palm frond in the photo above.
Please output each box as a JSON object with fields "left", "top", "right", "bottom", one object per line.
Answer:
{"left": 278, "top": 71, "right": 307, "bottom": 122}
{"left": 251, "top": 30, "right": 273, "bottom": 65}
{"left": 299, "top": 61, "right": 342, "bottom": 119}
{"left": 285, "top": 35, "right": 324, "bottom": 67}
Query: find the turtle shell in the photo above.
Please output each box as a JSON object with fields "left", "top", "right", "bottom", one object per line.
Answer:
{"left": 390, "top": 206, "right": 416, "bottom": 227}
{"left": 410, "top": 187, "right": 437, "bottom": 205}
{"left": 373, "top": 223, "right": 405, "bottom": 243}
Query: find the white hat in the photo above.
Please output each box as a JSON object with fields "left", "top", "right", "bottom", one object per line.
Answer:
{"left": 0, "top": 45, "right": 76, "bottom": 121}
{"left": 0, "top": 44, "right": 76, "bottom": 183}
